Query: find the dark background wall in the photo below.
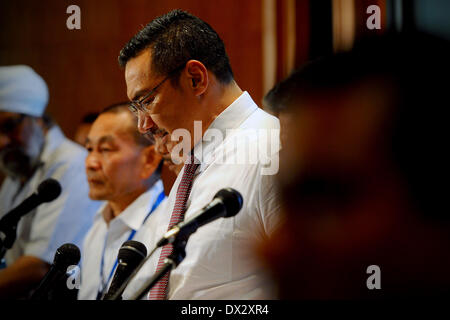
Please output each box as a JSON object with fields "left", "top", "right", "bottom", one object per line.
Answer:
{"left": 0, "top": 0, "right": 263, "bottom": 139}
{"left": 3, "top": 0, "right": 448, "bottom": 191}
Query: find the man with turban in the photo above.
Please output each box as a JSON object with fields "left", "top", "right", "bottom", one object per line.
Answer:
{"left": 0, "top": 65, "right": 101, "bottom": 299}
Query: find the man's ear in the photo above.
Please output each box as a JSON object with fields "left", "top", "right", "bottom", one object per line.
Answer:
{"left": 185, "top": 60, "right": 208, "bottom": 96}
{"left": 140, "top": 145, "right": 162, "bottom": 180}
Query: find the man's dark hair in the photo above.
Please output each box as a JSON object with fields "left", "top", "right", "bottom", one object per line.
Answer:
{"left": 263, "top": 73, "right": 301, "bottom": 113}
{"left": 80, "top": 112, "right": 99, "bottom": 124}
{"left": 100, "top": 102, "right": 155, "bottom": 146}
{"left": 118, "top": 9, "right": 234, "bottom": 85}
{"left": 272, "top": 32, "right": 450, "bottom": 221}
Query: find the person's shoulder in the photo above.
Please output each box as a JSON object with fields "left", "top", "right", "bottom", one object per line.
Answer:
{"left": 241, "top": 105, "right": 280, "bottom": 130}
{"left": 256, "top": 107, "right": 280, "bottom": 127}
{"left": 45, "top": 134, "right": 87, "bottom": 169}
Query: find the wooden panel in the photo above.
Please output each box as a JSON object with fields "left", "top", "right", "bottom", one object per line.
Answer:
{"left": 294, "top": 0, "right": 310, "bottom": 68}
{"left": 275, "top": 0, "right": 297, "bottom": 82}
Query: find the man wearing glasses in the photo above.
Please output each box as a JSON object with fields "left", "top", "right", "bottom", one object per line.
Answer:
{"left": 118, "top": 10, "right": 281, "bottom": 299}
{"left": 0, "top": 65, "right": 101, "bottom": 298}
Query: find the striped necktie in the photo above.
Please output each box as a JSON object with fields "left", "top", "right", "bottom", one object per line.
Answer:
{"left": 148, "top": 155, "right": 199, "bottom": 300}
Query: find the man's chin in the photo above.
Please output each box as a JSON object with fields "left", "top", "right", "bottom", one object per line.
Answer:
{"left": 88, "top": 191, "right": 109, "bottom": 201}
{"left": 0, "top": 148, "right": 38, "bottom": 180}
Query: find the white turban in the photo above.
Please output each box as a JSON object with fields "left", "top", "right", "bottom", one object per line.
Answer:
{"left": 0, "top": 65, "right": 49, "bottom": 117}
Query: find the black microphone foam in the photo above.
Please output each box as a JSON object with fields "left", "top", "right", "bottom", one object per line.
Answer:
{"left": 214, "top": 188, "right": 243, "bottom": 217}
{"left": 102, "top": 240, "right": 147, "bottom": 300}
{"left": 0, "top": 178, "right": 62, "bottom": 239}
{"left": 53, "top": 243, "right": 81, "bottom": 270}
{"left": 0, "top": 179, "right": 63, "bottom": 261}
{"left": 156, "top": 188, "right": 243, "bottom": 249}
{"left": 118, "top": 240, "right": 147, "bottom": 263}
{"left": 37, "top": 178, "right": 62, "bottom": 203}
{"left": 30, "top": 243, "right": 80, "bottom": 300}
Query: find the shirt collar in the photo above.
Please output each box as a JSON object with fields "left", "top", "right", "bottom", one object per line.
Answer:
{"left": 192, "top": 91, "right": 258, "bottom": 171}
{"left": 207, "top": 91, "right": 257, "bottom": 135}
{"left": 96, "top": 179, "right": 164, "bottom": 231}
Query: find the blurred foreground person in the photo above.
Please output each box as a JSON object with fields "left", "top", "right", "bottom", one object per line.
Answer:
{"left": 0, "top": 65, "right": 101, "bottom": 299}
{"left": 262, "top": 33, "right": 450, "bottom": 299}
{"left": 79, "top": 103, "right": 164, "bottom": 300}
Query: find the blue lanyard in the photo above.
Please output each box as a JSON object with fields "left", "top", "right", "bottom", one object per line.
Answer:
{"left": 97, "top": 190, "right": 165, "bottom": 299}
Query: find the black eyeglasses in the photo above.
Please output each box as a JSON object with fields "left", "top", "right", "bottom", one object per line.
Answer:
{"left": 0, "top": 114, "right": 25, "bottom": 135}
{"left": 129, "top": 63, "right": 186, "bottom": 115}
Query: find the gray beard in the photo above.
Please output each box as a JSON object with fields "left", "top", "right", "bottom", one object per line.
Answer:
{"left": 0, "top": 146, "right": 40, "bottom": 181}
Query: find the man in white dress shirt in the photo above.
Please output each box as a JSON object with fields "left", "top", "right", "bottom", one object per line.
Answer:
{"left": 118, "top": 10, "right": 281, "bottom": 299}
{"left": 78, "top": 103, "right": 165, "bottom": 300}
{"left": 0, "top": 65, "right": 101, "bottom": 298}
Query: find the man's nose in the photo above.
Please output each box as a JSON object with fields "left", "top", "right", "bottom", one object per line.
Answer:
{"left": 85, "top": 152, "right": 101, "bottom": 171}
{"left": 137, "top": 111, "right": 156, "bottom": 134}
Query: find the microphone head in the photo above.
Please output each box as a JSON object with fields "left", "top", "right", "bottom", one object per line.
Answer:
{"left": 53, "top": 243, "right": 80, "bottom": 270}
{"left": 214, "top": 188, "right": 243, "bottom": 218}
{"left": 118, "top": 240, "right": 147, "bottom": 266}
{"left": 37, "top": 178, "right": 62, "bottom": 203}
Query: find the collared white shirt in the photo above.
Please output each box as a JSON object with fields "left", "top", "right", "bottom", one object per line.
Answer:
{"left": 0, "top": 125, "right": 102, "bottom": 266}
{"left": 124, "top": 91, "right": 282, "bottom": 300}
{"left": 77, "top": 180, "right": 165, "bottom": 300}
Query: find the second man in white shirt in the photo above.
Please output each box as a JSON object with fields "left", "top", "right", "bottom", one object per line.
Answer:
{"left": 78, "top": 103, "right": 165, "bottom": 300}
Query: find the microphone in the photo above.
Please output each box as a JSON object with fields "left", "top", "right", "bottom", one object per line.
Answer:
{"left": 106, "top": 188, "right": 243, "bottom": 300}
{"left": 0, "top": 178, "right": 61, "bottom": 259}
{"left": 30, "top": 243, "right": 80, "bottom": 300}
{"left": 122, "top": 188, "right": 243, "bottom": 300}
{"left": 102, "top": 240, "right": 147, "bottom": 300}
{"left": 0, "top": 178, "right": 62, "bottom": 232}
{"left": 156, "top": 188, "right": 243, "bottom": 247}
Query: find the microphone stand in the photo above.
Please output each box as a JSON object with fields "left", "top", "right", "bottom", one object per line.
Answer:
{"left": 0, "top": 221, "right": 19, "bottom": 260}
{"left": 126, "top": 233, "right": 189, "bottom": 300}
